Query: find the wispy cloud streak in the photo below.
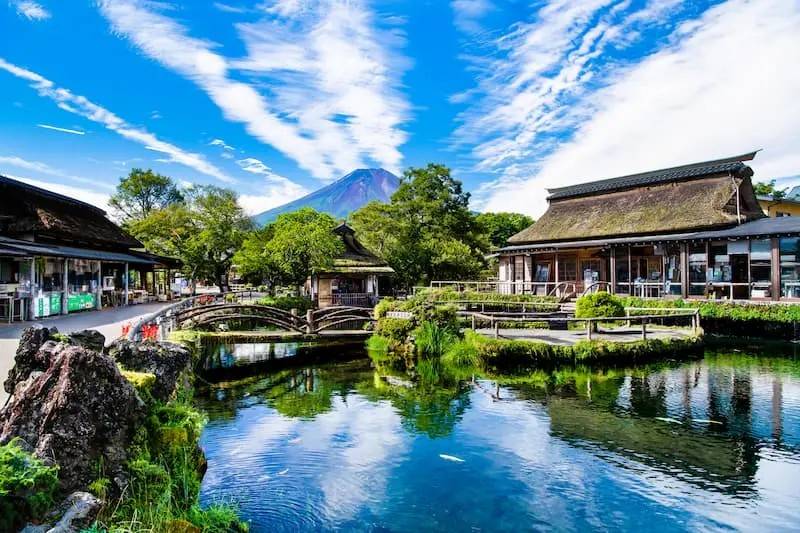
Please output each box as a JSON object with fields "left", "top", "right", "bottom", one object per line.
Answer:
{"left": 0, "top": 57, "right": 234, "bottom": 183}
{"left": 37, "top": 123, "right": 85, "bottom": 135}
{"left": 97, "top": 0, "right": 410, "bottom": 181}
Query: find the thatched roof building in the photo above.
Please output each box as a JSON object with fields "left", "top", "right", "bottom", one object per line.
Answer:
{"left": 328, "top": 222, "right": 395, "bottom": 274}
{"left": 509, "top": 152, "right": 764, "bottom": 245}
{"left": 0, "top": 175, "right": 142, "bottom": 250}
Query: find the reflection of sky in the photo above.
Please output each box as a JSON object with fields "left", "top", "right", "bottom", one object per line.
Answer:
{"left": 200, "top": 357, "right": 800, "bottom": 532}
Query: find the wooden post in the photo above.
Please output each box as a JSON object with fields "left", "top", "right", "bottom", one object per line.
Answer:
{"left": 305, "top": 309, "right": 314, "bottom": 334}
{"left": 625, "top": 308, "right": 631, "bottom": 328}
{"left": 95, "top": 260, "right": 102, "bottom": 310}
{"left": 586, "top": 320, "right": 593, "bottom": 341}
{"left": 62, "top": 258, "right": 69, "bottom": 315}
{"left": 627, "top": 246, "right": 633, "bottom": 296}
{"left": 493, "top": 320, "right": 499, "bottom": 339}
{"left": 610, "top": 248, "right": 617, "bottom": 294}
{"left": 471, "top": 314, "right": 476, "bottom": 330}
{"left": 771, "top": 237, "right": 781, "bottom": 301}
{"left": 124, "top": 263, "right": 129, "bottom": 306}
{"left": 641, "top": 318, "right": 647, "bottom": 340}
{"left": 680, "top": 242, "right": 689, "bottom": 298}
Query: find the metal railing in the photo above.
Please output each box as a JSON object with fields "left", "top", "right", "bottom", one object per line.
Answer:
{"left": 427, "top": 280, "right": 557, "bottom": 296}
{"left": 317, "top": 293, "right": 375, "bottom": 307}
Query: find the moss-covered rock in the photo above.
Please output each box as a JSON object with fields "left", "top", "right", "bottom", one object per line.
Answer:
{"left": 0, "top": 437, "right": 59, "bottom": 531}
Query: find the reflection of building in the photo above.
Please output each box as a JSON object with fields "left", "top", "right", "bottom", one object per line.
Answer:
{"left": 309, "top": 223, "right": 394, "bottom": 308}
{"left": 497, "top": 152, "right": 800, "bottom": 300}
{"left": 757, "top": 186, "right": 800, "bottom": 217}
{"left": 0, "top": 175, "right": 180, "bottom": 321}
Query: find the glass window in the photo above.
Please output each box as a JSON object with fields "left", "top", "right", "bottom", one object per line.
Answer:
{"left": 780, "top": 237, "right": 800, "bottom": 298}
{"left": 750, "top": 239, "right": 772, "bottom": 290}
{"left": 665, "top": 244, "right": 682, "bottom": 295}
{"left": 614, "top": 248, "right": 630, "bottom": 294}
{"left": 41, "top": 258, "right": 63, "bottom": 292}
{"left": 689, "top": 243, "right": 707, "bottom": 296}
{"left": 710, "top": 242, "right": 731, "bottom": 282}
{"left": 558, "top": 257, "right": 577, "bottom": 282}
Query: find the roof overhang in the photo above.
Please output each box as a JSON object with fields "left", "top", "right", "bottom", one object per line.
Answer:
{"left": 0, "top": 236, "right": 158, "bottom": 264}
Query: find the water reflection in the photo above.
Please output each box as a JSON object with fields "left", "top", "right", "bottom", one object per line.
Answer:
{"left": 197, "top": 348, "right": 800, "bottom": 532}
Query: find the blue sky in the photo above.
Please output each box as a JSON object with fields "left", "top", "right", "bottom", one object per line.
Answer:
{"left": 1, "top": 0, "right": 799, "bottom": 217}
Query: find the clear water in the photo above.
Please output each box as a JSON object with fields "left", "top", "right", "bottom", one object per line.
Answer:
{"left": 196, "top": 344, "right": 800, "bottom": 532}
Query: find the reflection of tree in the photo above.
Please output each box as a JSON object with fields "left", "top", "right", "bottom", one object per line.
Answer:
{"left": 356, "top": 371, "right": 471, "bottom": 438}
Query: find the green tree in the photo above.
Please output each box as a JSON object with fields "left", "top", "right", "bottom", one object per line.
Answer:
{"left": 109, "top": 168, "right": 183, "bottom": 223}
{"left": 128, "top": 186, "right": 251, "bottom": 292}
{"left": 234, "top": 208, "right": 344, "bottom": 292}
{"left": 351, "top": 164, "right": 487, "bottom": 288}
{"left": 476, "top": 211, "right": 535, "bottom": 248}
{"left": 753, "top": 180, "right": 787, "bottom": 200}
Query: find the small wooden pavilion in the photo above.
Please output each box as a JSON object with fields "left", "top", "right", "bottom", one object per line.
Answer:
{"left": 496, "top": 152, "right": 800, "bottom": 301}
{"left": 309, "top": 223, "right": 394, "bottom": 307}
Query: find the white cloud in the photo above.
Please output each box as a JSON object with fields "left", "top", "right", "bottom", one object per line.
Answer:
{"left": 210, "top": 138, "right": 234, "bottom": 151}
{"left": 236, "top": 157, "right": 308, "bottom": 214}
{"left": 0, "top": 155, "right": 111, "bottom": 188}
{"left": 37, "top": 123, "right": 85, "bottom": 135}
{"left": 13, "top": 1, "right": 50, "bottom": 20}
{"left": 5, "top": 174, "right": 111, "bottom": 211}
{"left": 0, "top": 57, "right": 234, "bottom": 183}
{"left": 462, "top": 0, "right": 800, "bottom": 215}
{"left": 451, "top": 0, "right": 493, "bottom": 33}
{"left": 213, "top": 2, "right": 248, "bottom": 14}
{"left": 97, "top": 0, "right": 410, "bottom": 181}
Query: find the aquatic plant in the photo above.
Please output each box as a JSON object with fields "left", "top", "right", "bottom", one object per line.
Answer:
{"left": 414, "top": 321, "right": 456, "bottom": 360}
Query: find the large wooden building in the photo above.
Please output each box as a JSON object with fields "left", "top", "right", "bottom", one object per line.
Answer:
{"left": 496, "top": 152, "right": 800, "bottom": 301}
{"left": 0, "top": 175, "right": 179, "bottom": 321}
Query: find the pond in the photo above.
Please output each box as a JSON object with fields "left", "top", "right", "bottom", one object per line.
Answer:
{"left": 196, "top": 342, "right": 800, "bottom": 532}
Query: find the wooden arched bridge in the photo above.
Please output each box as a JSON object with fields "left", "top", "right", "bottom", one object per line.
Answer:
{"left": 174, "top": 304, "right": 374, "bottom": 334}
{"left": 126, "top": 292, "right": 374, "bottom": 342}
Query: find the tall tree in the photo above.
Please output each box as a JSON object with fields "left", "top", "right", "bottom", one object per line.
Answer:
{"left": 476, "top": 212, "right": 535, "bottom": 248}
{"left": 109, "top": 168, "right": 183, "bottom": 223}
{"left": 233, "top": 208, "right": 344, "bottom": 292}
{"left": 128, "top": 186, "right": 251, "bottom": 292}
{"left": 351, "top": 163, "right": 487, "bottom": 288}
{"left": 753, "top": 180, "right": 787, "bottom": 200}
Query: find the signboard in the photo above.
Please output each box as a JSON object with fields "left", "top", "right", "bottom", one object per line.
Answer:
{"left": 35, "top": 293, "right": 62, "bottom": 318}
{"left": 67, "top": 293, "right": 95, "bottom": 312}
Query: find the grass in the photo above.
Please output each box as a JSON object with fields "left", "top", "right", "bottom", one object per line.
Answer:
{"left": 0, "top": 438, "right": 59, "bottom": 531}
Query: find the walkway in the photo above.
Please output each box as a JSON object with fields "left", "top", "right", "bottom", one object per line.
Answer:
{"left": 474, "top": 327, "right": 695, "bottom": 346}
{"left": 0, "top": 302, "right": 172, "bottom": 404}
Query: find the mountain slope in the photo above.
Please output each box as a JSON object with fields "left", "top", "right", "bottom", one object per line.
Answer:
{"left": 254, "top": 168, "right": 400, "bottom": 225}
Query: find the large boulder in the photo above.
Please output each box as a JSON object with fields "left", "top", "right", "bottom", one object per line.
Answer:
{"left": 0, "top": 346, "right": 145, "bottom": 495}
{"left": 66, "top": 330, "right": 105, "bottom": 352}
{"left": 107, "top": 340, "right": 192, "bottom": 401}
{"left": 4, "top": 325, "right": 58, "bottom": 394}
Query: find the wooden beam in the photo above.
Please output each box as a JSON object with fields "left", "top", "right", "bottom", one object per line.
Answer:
{"left": 610, "top": 248, "right": 617, "bottom": 294}
{"left": 680, "top": 242, "right": 689, "bottom": 298}
{"left": 771, "top": 237, "right": 781, "bottom": 301}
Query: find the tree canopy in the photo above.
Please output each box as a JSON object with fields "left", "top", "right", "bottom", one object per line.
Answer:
{"left": 128, "top": 185, "right": 251, "bottom": 291}
{"left": 753, "top": 180, "right": 787, "bottom": 200}
{"left": 476, "top": 212, "right": 535, "bottom": 249}
{"left": 109, "top": 168, "right": 183, "bottom": 223}
{"left": 351, "top": 164, "right": 487, "bottom": 287}
{"left": 233, "top": 208, "right": 343, "bottom": 291}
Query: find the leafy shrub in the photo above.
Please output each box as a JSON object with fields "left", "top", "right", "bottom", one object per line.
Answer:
{"left": 575, "top": 292, "right": 625, "bottom": 319}
{"left": 441, "top": 335, "right": 481, "bottom": 370}
{"left": 414, "top": 321, "right": 456, "bottom": 360}
{"left": 0, "top": 438, "right": 59, "bottom": 531}
{"left": 374, "top": 317, "right": 415, "bottom": 342}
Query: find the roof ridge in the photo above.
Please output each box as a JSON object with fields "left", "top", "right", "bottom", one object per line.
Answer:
{"left": 546, "top": 151, "right": 759, "bottom": 200}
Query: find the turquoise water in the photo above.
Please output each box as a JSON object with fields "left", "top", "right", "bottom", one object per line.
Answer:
{"left": 196, "top": 345, "right": 800, "bottom": 532}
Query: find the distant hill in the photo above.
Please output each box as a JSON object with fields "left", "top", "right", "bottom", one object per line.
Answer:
{"left": 253, "top": 168, "right": 401, "bottom": 225}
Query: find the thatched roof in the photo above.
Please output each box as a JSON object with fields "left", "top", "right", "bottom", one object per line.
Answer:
{"left": 329, "top": 222, "right": 395, "bottom": 274}
{"left": 0, "top": 175, "right": 141, "bottom": 249}
{"left": 509, "top": 154, "right": 764, "bottom": 245}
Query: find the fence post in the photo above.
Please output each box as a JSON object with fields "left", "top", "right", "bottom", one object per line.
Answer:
{"left": 305, "top": 309, "right": 314, "bottom": 334}
{"left": 625, "top": 308, "right": 631, "bottom": 328}
{"left": 493, "top": 320, "right": 499, "bottom": 339}
{"left": 586, "top": 320, "right": 593, "bottom": 341}
{"left": 641, "top": 318, "right": 647, "bottom": 340}
{"left": 471, "top": 314, "right": 476, "bottom": 330}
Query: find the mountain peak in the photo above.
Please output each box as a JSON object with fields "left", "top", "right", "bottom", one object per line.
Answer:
{"left": 254, "top": 168, "right": 400, "bottom": 225}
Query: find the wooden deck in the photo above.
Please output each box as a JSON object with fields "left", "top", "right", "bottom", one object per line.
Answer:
{"left": 474, "top": 327, "right": 695, "bottom": 346}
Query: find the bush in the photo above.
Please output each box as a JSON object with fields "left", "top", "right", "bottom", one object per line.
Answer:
{"left": 374, "top": 317, "right": 415, "bottom": 342}
{"left": 441, "top": 334, "right": 481, "bottom": 369}
{"left": 0, "top": 438, "right": 59, "bottom": 531}
{"left": 575, "top": 292, "right": 625, "bottom": 319}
